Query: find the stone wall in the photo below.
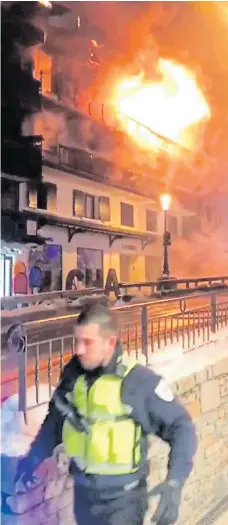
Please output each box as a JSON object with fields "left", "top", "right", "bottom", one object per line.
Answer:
{"left": 2, "top": 355, "right": 228, "bottom": 525}
{"left": 147, "top": 356, "right": 228, "bottom": 525}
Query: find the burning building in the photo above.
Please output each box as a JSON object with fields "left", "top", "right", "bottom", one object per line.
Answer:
{"left": 1, "top": 1, "right": 228, "bottom": 296}
{"left": 1, "top": 1, "right": 45, "bottom": 296}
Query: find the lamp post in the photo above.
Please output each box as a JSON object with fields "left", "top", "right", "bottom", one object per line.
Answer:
{"left": 160, "top": 193, "right": 172, "bottom": 277}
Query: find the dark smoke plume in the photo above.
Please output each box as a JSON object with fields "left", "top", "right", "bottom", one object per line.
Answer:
{"left": 1, "top": 1, "right": 43, "bottom": 141}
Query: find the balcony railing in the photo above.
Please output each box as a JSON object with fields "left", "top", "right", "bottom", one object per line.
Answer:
{"left": 59, "top": 146, "right": 94, "bottom": 175}
{"left": 57, "top": 144, "right": 157, "bottom": 190}
{"left": 1, "top": 136, "right": 43, "bottom": 180}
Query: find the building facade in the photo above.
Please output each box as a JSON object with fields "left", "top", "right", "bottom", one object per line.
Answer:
{"left": 17, "top": 163, "right": 197, "bottom": 291}
{"left": 2, "top": 150, "right": 198, "bottom": 295}
{"left": 2, "top": 1, "right": 218, "bottom": 296}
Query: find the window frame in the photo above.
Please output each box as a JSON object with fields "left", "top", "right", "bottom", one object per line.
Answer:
{"left": 120, "top": 202, "right": 134, "bottom": 227}
{"left": 73, "top": 191, "right": 110, "bottom": 221}
{"left": 27, "top": 182, "right": 57, "bottom": 211}
{"left": 73, "top": 190, "right": 96, "bottom": 219}
{"left": 99, "top": 196, "right": 110, "bottom": 222}
{"left": 2, "top": 179, "right": 19, "bottom": 211}
{"left": 146, "top": 209, "right": 158, "bottom": 232}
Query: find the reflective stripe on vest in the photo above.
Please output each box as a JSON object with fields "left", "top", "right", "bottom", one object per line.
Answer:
{"left": 62, "top": 357, "right": 142, "bottom": 475}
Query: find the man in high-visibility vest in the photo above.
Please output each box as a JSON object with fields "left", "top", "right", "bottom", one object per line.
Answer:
{"left": 16, "top": 303, "right": 197, "bottom": 525}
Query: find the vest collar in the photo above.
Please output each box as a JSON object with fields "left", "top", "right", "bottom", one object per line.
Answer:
{"left": 101, "top": 341, "right": 123, "bottom": 376}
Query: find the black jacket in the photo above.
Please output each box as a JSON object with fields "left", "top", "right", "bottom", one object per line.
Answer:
{"left": 26, "top": 345, "right": 197, "bottom": 495}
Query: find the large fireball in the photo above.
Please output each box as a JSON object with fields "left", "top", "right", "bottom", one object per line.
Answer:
{"left": 113, "top": 58, "right": 210, "bottom": 152}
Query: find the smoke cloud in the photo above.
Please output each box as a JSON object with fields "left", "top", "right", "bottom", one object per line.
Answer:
{"left": 2, "top": 1, "right": 42, "bottom": 139}
{"left": 171, "top": 224, "right": 228, "bottom": 278}
{"left": 39, "top": 4, "right": 224, "bottom": 182}
{"left": 28, "top": 1, "right": 228, "bottom": 277}
{"left": 34, "top": 110, "right": 67, "bottom": 150}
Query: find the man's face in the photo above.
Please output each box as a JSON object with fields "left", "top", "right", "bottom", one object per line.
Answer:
{"left": 74, "top": 322, "right": 117, "bottom": 370}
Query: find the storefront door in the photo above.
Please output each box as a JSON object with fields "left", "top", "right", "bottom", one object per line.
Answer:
{"left": 77, "top": 248, "right": 103, "bottom": 288}
{"left": 28, "top": 244, "right": 62, "bottom": 292}
{"left": 120, "top": 255, "right": 138, "bottom": 283}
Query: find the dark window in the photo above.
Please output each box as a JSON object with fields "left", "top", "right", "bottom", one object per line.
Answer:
{"left": 2, "top": 179, "right": 19, "bottom": 211}
{"left": 73, "top": 190, "right": 95, "bottom": 219}
{"left": 99, "top": 196, "right": 110, "bottom": 221}
{"left": 40, "top": 183, "right": 57, "bottom": 212}
{"left": 168, "top": 215, "right": 178, "bottom": 236}
{"left": 73, "top": 191, "right": 110, "bottom": 221}
{"left": 27, "top": 182, "right": 57, "bottom": 211}
{"left": 121, "top": 202, "right": 134, "bottom": 227}
{"left": 73, "top": 190, "right": 85, "bottom": 217}
{"left": 146, "top": 209, "right": 158, "bottom": 232}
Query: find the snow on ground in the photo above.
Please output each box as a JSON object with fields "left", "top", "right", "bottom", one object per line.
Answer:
{"left": 2, "top": 302, "right": 57, "bottom": 319}
{"left": 1, "top": 384, "right": 54, "bottom": 457}
{"left": 126, "top": 327, "right": 228, "bottom": 384}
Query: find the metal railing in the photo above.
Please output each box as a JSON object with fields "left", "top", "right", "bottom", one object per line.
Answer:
{"left": 1, "top": 275, "right": 228, "bottom": 311}
{"left": 2, "top": 289, "right": 228, "bottom": 420}
{"left": 58, "top": 144, "right": 159, "bottom": 189}
{"left": 1, "top": 287, "right": 105, "bottom": 311}
{"left": 44, "top": 143, "right": 161, "bottom": 202}
{"left": 118, "top": 275, "right": 228, "bottom": 295}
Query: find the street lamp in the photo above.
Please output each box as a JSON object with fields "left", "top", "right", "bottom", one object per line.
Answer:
{"left": 160, "top": 193, "right": 172, "bottom": 277}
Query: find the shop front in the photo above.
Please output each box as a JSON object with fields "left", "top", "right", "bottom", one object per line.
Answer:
{"left": 28, "top": 244, "right": 63, "bottom": 292}
{"left": 109, "top": 238, "right": 162, "bottom": 284}
{"left": 20, "top": 209, "right": 161, "bottom": 292}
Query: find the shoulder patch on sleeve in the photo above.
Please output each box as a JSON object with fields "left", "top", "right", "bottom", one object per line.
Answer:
{"left": 154, "top": 379, "right": 174, "bottom": 402}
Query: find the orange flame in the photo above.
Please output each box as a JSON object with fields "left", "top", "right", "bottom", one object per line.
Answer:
{"left": 113, "top": 59, "right": 210, "bottom": 152}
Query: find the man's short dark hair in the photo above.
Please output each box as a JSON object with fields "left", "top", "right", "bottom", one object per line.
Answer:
{"left": 76, "top": 302, "right": 118, "bottom": 335}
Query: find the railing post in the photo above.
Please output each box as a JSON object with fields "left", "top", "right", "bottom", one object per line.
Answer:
{"left": 210, "top": 293, "right": 217, "bottom": 333}
{"left": 7, "top": 324, "right": 28, "bottom": 423}
{"left": 141, "top": 305, "right": 148, "bottom": 361}
{"left": 14, "top": 326, "right": 28, "bottom": 425}
{"left": 18, "top": 335, "right": 28, "bottom": 424}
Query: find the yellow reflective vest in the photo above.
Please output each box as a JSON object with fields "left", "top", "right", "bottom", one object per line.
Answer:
{"left": 62, "top": 358, "right": 142, "bottom": 475}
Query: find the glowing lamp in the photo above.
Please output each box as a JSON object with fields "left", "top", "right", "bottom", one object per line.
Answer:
{"left": 160, "top": 194, "right": 171, "bottom": 211}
